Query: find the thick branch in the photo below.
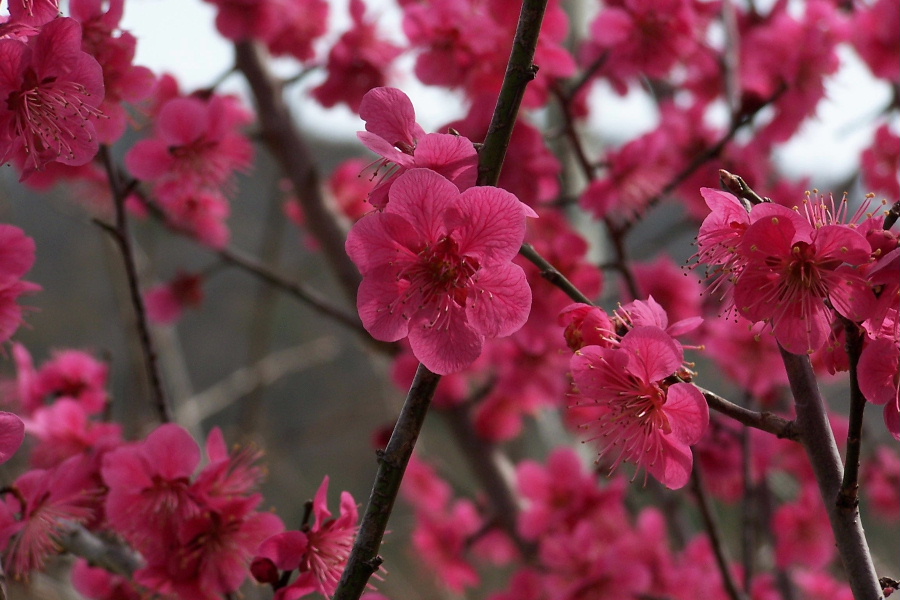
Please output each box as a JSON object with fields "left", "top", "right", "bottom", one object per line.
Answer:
{"left": 778, "top": 348, "right": 882, "bottom": 600}
{"left": 234, "top": 41, "right": 362, "bottom": 303}
{"left": 332, "top": 364, "right": 441, "bottom": 600}
{"left": 477, "top": 0, "right": 549, "bottom": 186}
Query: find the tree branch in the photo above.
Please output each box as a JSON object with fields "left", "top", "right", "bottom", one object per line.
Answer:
{"left": 332, "top": 364, "right": 441, "bottom": 600}
{"left": 778, "top": 347, "right": 882, "bottom": 600}
{"left": 699, "top": 387, "right": 799, "bottom": 441}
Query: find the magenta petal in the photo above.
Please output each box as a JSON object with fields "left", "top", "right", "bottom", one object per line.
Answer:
{"left": 571, "top": 345, "right": 626, "bottom": 399}
{"left": 0, "top": 412, "right": 24, "bottom": 464}
{"left": 345, "top": 211, "right": 419, "bottom": 275}
{"left": 451, "top": 186, "right": 529, "bottom": 263}
{"left": 772, "top": 301, "right": 831, "bottom": 355}
{"left": 412, "top": 133, "right": 478, "bottom": 189}
{"left": 142, "top": 423, "right": 201, "bottom": 480}
{"left": 884, "top": 399, "right": 899, "bottom": 441}
{"left": 828, "top": 267, "right": 876, "bottom": 323}
{"left": 157, "top": 98, "right": 209, "bottom": 146}
{"left": 357, "top": 131, "right": 412, "bottom": 166}
{"left": 645, "top": 435, "right": 693, "bottom": 490}
{"left": 359, "top": 87, "right": 425, "bottom": 147}
{"left": 356, "top": 266, "right": 415, "bottom": 342}
{"left": 619, "top": 326, "right": 682, "bottom": 383}
{"left": 408, "top": 305, "right": 483, "bottom": 375}
{"left": 466, "top": 263, "right": 531, "bottom": 338}
{"left": 858, "top": 337, "right": 899, "bottom": 406}
{"left": 258, "top": 531, "right": 309, "bottom": 571}
{"left": 386, "top": 169, "right": 458, "bottom": 240}
{"left": 663, "top": 383, "right": 709, "bottom": 445}
{"left": 125, "top": 139, "right": 175, "bottom": 180}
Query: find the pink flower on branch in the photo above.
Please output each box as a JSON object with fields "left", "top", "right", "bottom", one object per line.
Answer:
{"left": 571, "top": 326, "right": 709, "bottom": 489}
{"left": 346, "top": 168, "right": 535, "bottom": 375}
{"left": 358, "top": 86, "right": 478, "bottom": 209}
{"left": 0, "top": 17, "right": 105, "bottom": 177}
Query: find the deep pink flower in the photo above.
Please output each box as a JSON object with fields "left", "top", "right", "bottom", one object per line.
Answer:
{"left": 571, "top": 326, "right": 709, "bottom": 489}
{"left": 30, "top": 348, "right": 109, "bottom": 415}
{"left": 346, "top": 168, "right": 535, "bottom": 374}
{"left": 581, "top": 0, "right": 705, "bottom": 95}
{"left": 858, "top": 335, "right": 900, "bottom": 440}
{"left": 145, "top": 271, "right": 205, "bottom": 324}
{"left": 301, "top": 476, "right": 359, "bottom": 596}
{"left": 311, "top": 0, "right": 402, "bottom": 112}
{"left": 773, "top": 486, "right": 835, "bottom": 569}
{"left": 71, "top": 559, "right": 142, "bottom": 600}
{"left": 0, "top": 454, "right": 102, "bottom": 577}
{"left": 862, "top": 446, "right": 900, "bottom": 520}
{"left": 0, "top": 412, "right": 24, "bottom": 465}
{"left": 0, "top": 224, "right": 39, "bottom": 344}
{"left": 735, "top": 203, "right": 875, "bottom": 354}
{"left": 6, "top": 0, "right": 59, "bottom": 27}
{"left": 850, "top": 0, "right": 900, "bottom": 82}
{"left": 0, "top": 17, "right": 104, "bottom": 176}
{"left": 411, "top": 498, "right": 481, "bottom": 592}
{"left": 558, "top": 303, "right": 616, "bottom": 352}
{"left": 358, "top": 86, "right": 478, "bottom": 209}
{"left": 632, "top": 255, "right": 703, "bottom": 325}
{"left": 860, "top": 124, "right": 900, "bottom": 199}
{"left": 70, "top": 0, "right": 156, "bottom": 143}
{"left": 24, "top": 399, "right": 121, "bottom": 468}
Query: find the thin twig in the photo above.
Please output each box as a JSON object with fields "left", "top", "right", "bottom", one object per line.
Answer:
{"left": 332, "top": 364, "right": 441, "bottom": 600}
{"left": 690, "top": 459, "right": 750, "bottom": 600}
{"left": 699, "top": 387, "right": 798, "bottom": 441}
{"left": 57, "top": 520, "right": 144, "bottom": 577}
{"left": 519, "top": 243, "right": 594, "bottom": 304}
{"left": 839, "top": 319, "right": 867, "bottom": 509}
{"left": 98, "top": 146, "right": 172, "bottom": 422}
{"left": 778, "top": 347, "right": 882, "bottom": 600}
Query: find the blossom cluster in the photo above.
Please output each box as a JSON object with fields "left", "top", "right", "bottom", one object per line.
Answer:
{"left": 695, "top": 187, "right": 899, "bottom": 438}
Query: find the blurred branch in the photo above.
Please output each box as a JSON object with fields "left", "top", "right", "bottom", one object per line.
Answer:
{"left": 176, "top": 337, "right": 340, "bottom": 428}
{"left": 690, "top": 460, "right": 749, "bottom": 600}
{"left": 57, "top": 520, "right": 144, "bottom": 577}
{"left": 778, "top": 347, "right": 882, "bottom": 600}
{"left": 234, "top": 40, "right": 362, "bottom": 303}
{"left": 97, "top": 146, "right": 172, "bottom": 423}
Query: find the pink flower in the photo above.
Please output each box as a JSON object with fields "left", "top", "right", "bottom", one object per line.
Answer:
{"left": 30, "top": 348, "right": 109, "bottom": 415}
{"left": 860, "top": 124, "right": 900, "bottom": 199}
{"left": 0, "top": 412, "right": 24, "bottom": 465}
{"left": 773, "top": 485, "right": 835, "bottom": 569}
{"left": 858, "top": 335, "right": 900, "bottom": 440}
{"left": 571, "top": 326, "right": 709, "bottom": 489}
{"left": 850, "top": 0, "right": 900, "bottom": 82}
{"left": 346, "top": 168, "right": 535, "bottom": 374}
{"left": 0, "top": 224, "right": 39, "bottom": 344}
{"left": 358, "top": 86, "right": 478, "bottom": 209}
{"left": 71, "top": 559, "right": 142, "bottom": 600}
{"left": 0, "top": 17, "right": 105, "bottom": 177}
{"left": 6, "top": 0, "right": 59, "bottom": 27}
{"left": 734, "top": 203, "right": 875, "bottom": 354}
{"left": 24, "top": 399, "right": 121, "bottom": 468}
{"left": 311, "top": 0, "right": 402, "bottom": 112}
{"left": 145, "top": 271, "right": 205, "bottom": 324}
{"left": 862, "top": 446, "right": 900, "bottom": 521}
{"left": 70, "top": 0, "right": 156, "bottom": 143}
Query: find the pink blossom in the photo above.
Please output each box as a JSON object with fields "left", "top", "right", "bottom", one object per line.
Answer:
{"left": 346, "top": 168, "right": 535, "bottom": 375}
{"left": 6, "top": 0, "right": 59, "bottom": 27}
{"left": 700, "top": 316, "right": 788, "bottom": 400}
{"left": 773, "top": 486, "right": 835, "bottom": 569}
{"left": 0, "top": 454, "right": 102, "bottom": 577}
{"left": 125, "top": 93, "right": 253, "bottom": 248}
{"left": 145, "top": 271, "right": 205, "bottom": 324}
{"left": 632, "top": 255, "right": 703, "bottom": 325}
{"left": 734, "top": 203, "right": 875, "bottom": 354}
{"left": 357, "top": 86, "right": 478, "bottom": 209}
{"left": 581, "top": 0, "right": 706, "bottom": 95}
{"left": 30, "top": 348, "right": 109, "bottom": 415}
{"left": 571, "top": 326, "right": 709, "bottom": 489}
{"left": 858, "top": 335, "right": 900, "bottom": 440}
{"left": 411, "top": 499, "right": 482, "bottom": 592}
{"left": 862, "top": 446, "right": 900, "bottom": 521}
{"left": 558, "top": 303, "right": 616, "bottom": 352}
{"left": 0, "top": 412, "right": 24, "bottom": 465}
{"left": 0, "top": 224, "right": 39, "bottom": 344}
{"left": 860, "top": 124, "right": 900, "bottom": 199}
{"left": 850, "top": 0, "right": 900, "bottom": 82}
{"left": 312, "top": 0, "right": 402, "bottom": 112}
{"left": 24, "top": 399, "right": 121, "bottom": 468}
{"left": 0, "top": 17, "right": 105, "bottom": 177}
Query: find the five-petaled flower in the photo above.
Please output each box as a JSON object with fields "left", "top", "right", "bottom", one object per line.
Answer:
{"left": 571, "top": 326, "right": 709, "bottom": 489}
{"left": 346, "top": 168, "right": 536, "bottom": 375}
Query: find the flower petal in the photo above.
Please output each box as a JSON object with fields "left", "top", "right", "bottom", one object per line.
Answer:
{"left": 466, "top": 263, "right": 531, "bottom": 338}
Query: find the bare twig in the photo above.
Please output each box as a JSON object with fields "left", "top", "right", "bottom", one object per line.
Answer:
{"left": 699, "top": 387, "right": 799, "bottom": 441}
{"left": 98, "top": 146, "right": 172, "bottom": 422}
{"left": 57, "top": 520, "right": 144, "bottom": 577}
{"left": 332, "top": 364, "right": 442, "bottom": 600}
{"left": 839, "top": 319, "right": 867, "bottom": 509}
{"left": 690, "top": 459, "right": 750, "bottom": 600}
